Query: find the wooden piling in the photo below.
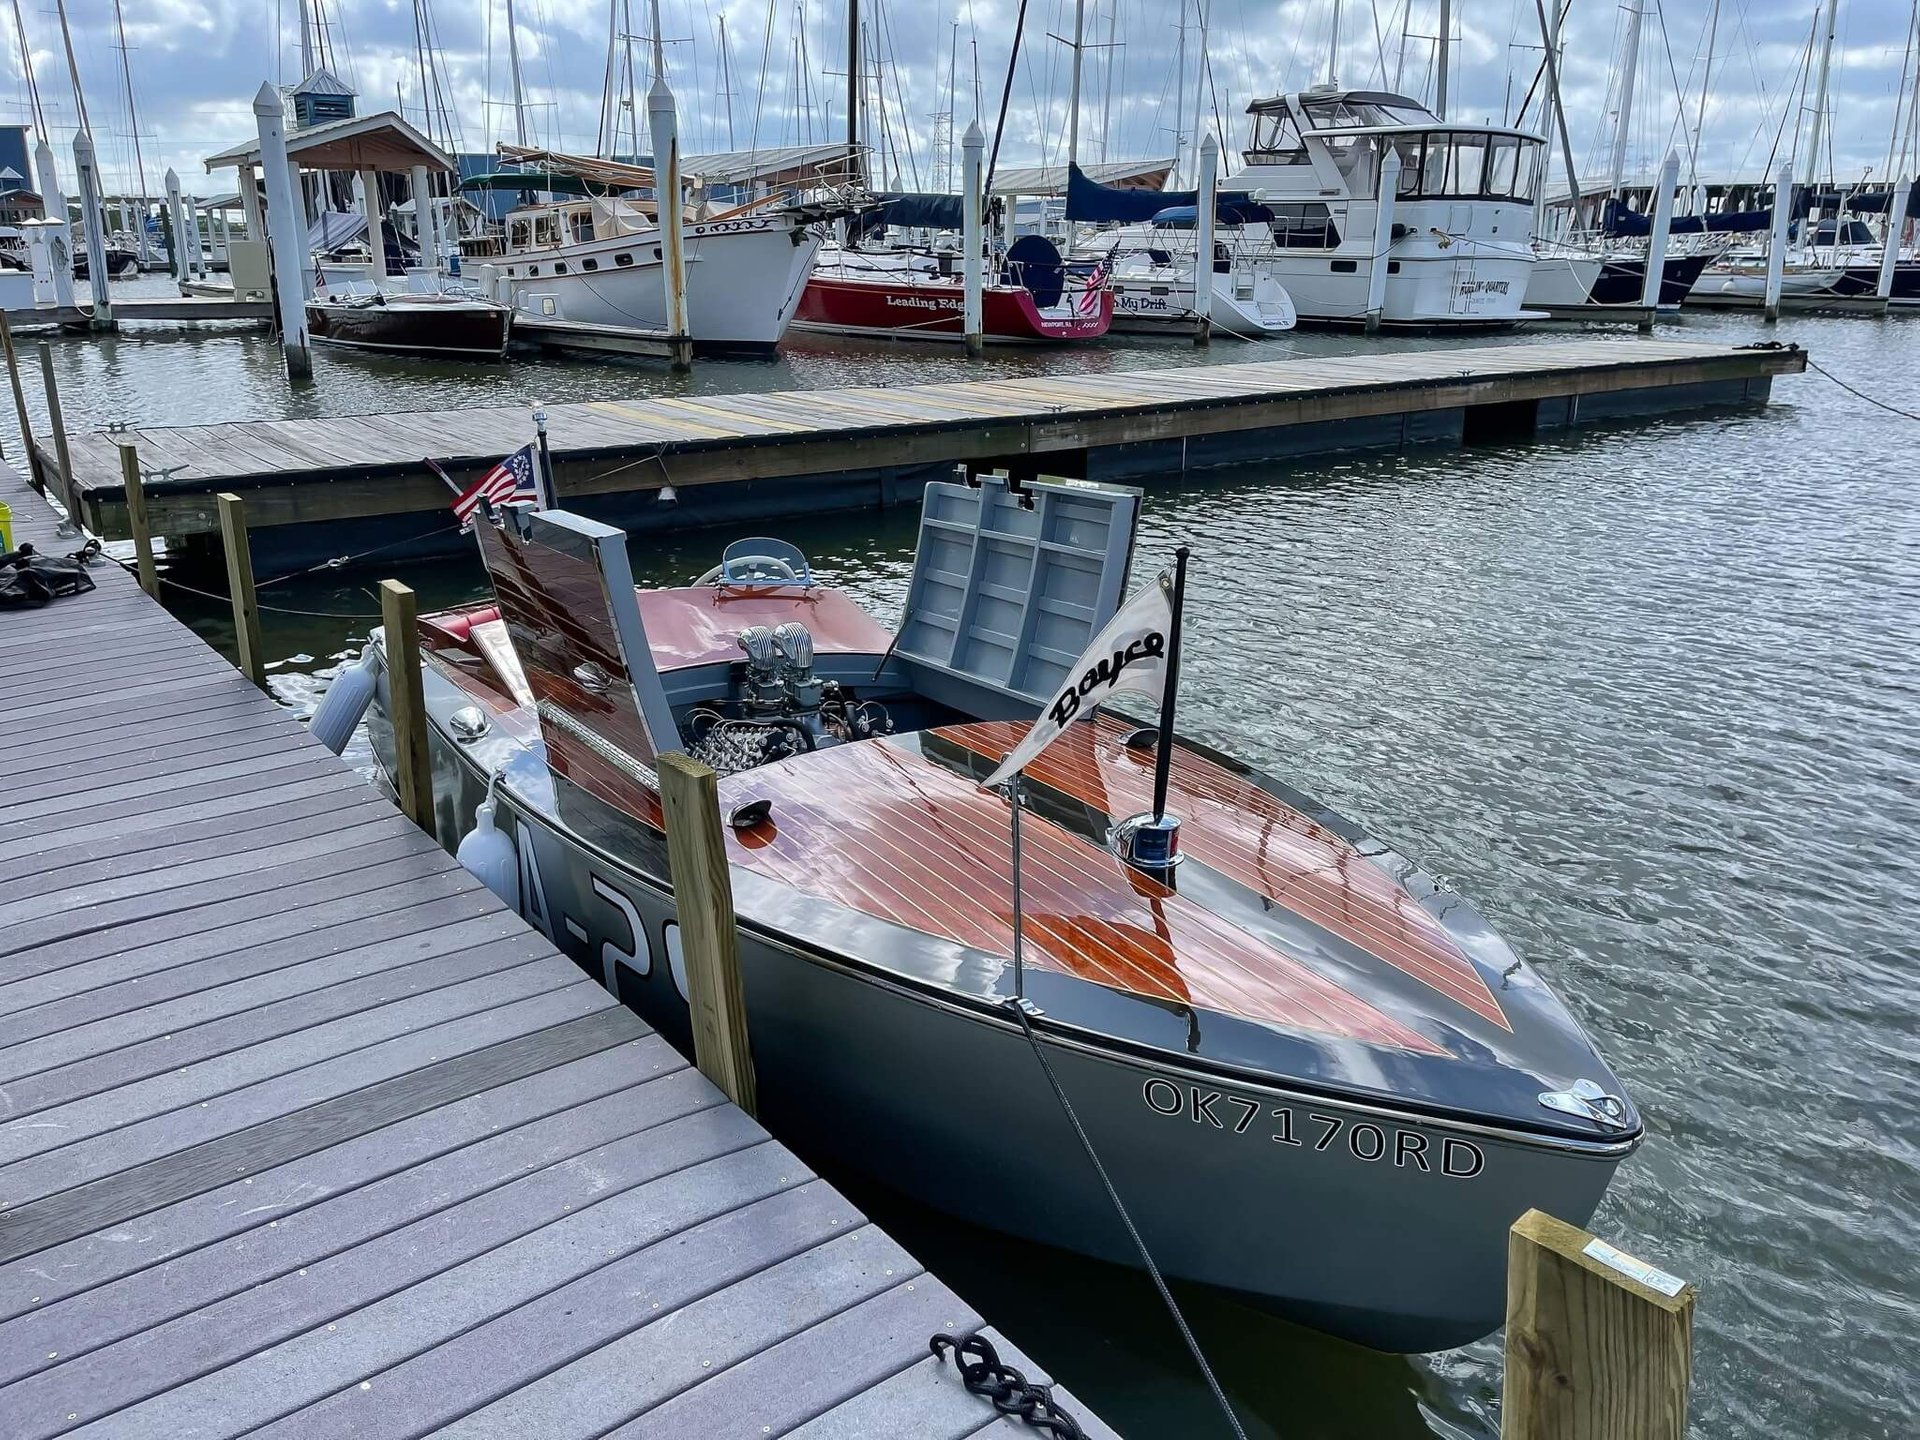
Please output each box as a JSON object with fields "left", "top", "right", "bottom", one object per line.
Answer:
{"left": 379, "top": 578, "right": 435, "bottom": 834}
{"left": 0, "top": 313, "right": 31, "bottom": 489}
{"left": 1502, "top": 1209, "right": 1694, "bottom": 1440}
{"left": 215, "top": 492, "right": 265, "bottom": 689}
{"left": 119, "top": 441, "right": 157, "bottom": 597}
{"left": 657, "top": 751, "right": 757, "bottom": 1115}
{"left": 37, "top": 341, "right": 76, "bottom": 519}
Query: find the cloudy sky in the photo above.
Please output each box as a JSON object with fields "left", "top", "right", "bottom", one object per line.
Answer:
{"left": 5, "top": 0, "right": 1916, "bottom": 197}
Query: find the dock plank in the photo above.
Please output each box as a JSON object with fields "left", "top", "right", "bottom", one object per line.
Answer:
{"left": 0, "top": 467, "right": 1111, "bottom": 1437}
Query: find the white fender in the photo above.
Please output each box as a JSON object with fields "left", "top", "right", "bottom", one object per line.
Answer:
{"left": 309, "top": 645, "right": 382, "bottom": 754}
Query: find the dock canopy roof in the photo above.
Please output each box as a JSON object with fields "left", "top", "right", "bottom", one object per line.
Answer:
{"left": 989, "top": 157, "right": 1175, "bottom": 197}
{"left": 204, "top": 109, "right": 453, "bottom": 175}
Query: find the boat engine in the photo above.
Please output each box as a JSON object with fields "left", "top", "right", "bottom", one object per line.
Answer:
{"left": 686, "top": 621, "right": 893, "bottom": 775}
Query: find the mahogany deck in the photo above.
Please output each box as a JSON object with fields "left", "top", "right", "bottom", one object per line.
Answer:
{"left": 0, "top": 466, "right": 1116, "bottom": 1440}
{"left": 38, "top": 338, "right": 1804, "bottom": 555}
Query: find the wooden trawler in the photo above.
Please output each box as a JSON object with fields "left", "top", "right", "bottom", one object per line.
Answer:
{"left": 325, "top": 475, "right": 1641, "bottom": 1352}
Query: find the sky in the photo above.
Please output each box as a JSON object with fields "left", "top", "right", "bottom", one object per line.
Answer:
{"left": 3, "top": 0, "right": 1916, "bottom": 199}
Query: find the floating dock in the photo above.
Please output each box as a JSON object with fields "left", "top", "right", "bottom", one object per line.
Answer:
{"left": 4, "top": 296, "right": 275, "bottom": 329}
{"left": 38, "top": 336, "right": 1805, "bottom": 567}
{"left": 0, "top": 471, "right": 1116, "bottom": 1438}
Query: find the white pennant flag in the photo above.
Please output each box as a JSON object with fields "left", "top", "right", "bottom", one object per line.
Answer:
{"left": 981, "top": 569, "right": 1175, "bottom": 790}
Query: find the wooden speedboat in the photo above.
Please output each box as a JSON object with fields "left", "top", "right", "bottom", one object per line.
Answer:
{"left": 304, "top": 289, "right": 513, "bottom": 360}
{"left": 327, "top": 476, "right": 1641, "bottom": 1352}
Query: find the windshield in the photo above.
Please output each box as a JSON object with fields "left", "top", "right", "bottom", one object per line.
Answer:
{"left": 1391, "top": 132, "right": 1541, "bottom": 203}
{"left": 1300, "top": 98, "right": 1438, "bottom": 130}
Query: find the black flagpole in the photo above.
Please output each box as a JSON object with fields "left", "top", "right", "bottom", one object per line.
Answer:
{"left": 533, "top": 403, "right": 557, "bottom": 509}
{"left": 1150, "top": 546, "right": 1189, "bottom": 823}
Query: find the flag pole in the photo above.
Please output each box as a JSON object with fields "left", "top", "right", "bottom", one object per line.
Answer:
{"left": 1008, "top": 771, "right": 1028, "bottom": 1003}
{"left": 1149, "top": 545, "right": 1190, "bottom": 822}
{"left": 532, "top": 403, "right": 557, "bottom": 509}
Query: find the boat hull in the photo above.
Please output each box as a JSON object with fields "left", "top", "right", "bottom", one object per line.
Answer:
{"left": 391, "top": 705, "right": 1632, "bottom": 1354}
{"left": 1108, "top": 267, "right": 1297, "bottom": 336}
{"left": 305, "top": 299, "right": 512, "bottom": 359}
{"left": 492, "top": 216, "right": 820, "bottom": 352}
{"left": 792, "top": 273, "right": 1112, "bottom": 343}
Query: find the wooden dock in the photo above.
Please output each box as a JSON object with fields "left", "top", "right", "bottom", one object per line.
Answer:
{"left": 4, "top": 297, "right": 275, "bottom": 330}
{"left": 38, "top": 336, "right": 1805, "bottom": 566}
{"left": 0, "top": 469, "right": 1116, "bottom": 1438}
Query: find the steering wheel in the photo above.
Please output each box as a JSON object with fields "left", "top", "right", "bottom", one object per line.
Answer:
{"left": 723, "top": 554, "right": 799, "bottom": 583}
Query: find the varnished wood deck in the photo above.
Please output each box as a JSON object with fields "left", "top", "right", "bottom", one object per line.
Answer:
{"left": 0, "top": 469, "right": 1116, "bottom": 1439}
{"left": 41, "top": 337, "right": 1804, "bottom": 546}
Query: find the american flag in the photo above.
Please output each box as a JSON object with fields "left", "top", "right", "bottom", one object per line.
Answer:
{"left": 1078, "top": 262, "right": 1108, "bottom": 317}
{"left": 450, "top": 444, "right": 540, "bottom": 528}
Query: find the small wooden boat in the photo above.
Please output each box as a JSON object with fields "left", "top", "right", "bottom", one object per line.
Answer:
{"left": 329, "top": 476, "right": 1641, "bottom": 1352}
{"left": 304, "top": 289, "right": 513, "bottom": 360}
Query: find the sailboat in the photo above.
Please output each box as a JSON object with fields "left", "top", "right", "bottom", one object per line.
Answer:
{"left": 316, "top": 472, "right": 1642, "bottom": 1354}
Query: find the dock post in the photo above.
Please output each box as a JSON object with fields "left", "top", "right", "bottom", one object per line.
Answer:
{"left": 32, "top": 140, "right": 77, "bottom": 312}
{"left": 1876, "top": 175, "right": 1910, "bottom": 302}
{"left": 409, "top": 165, "right": 439, "bottom": 276}
{"left": 254, "top": 84, "right": 313, "bottom": 379}
{"left": 72, "top": 132, "right": 115, "bottom": 330}
{"left": 646, "top": 48, "right": 694, "bottom": 370}
{"left": 379, "top": 579, "right": 436, "bottom": 833}
{"left": 119, "top": 442, "right": 158, "bottom": 598}
{"left": 165, "top": 169, "right": 191, "bottom": 285}
{"left": 1638, "top": 149, "right": 1680, "bottom": 328}
{"left": 1365, "top": 146, "right": 1402, "bottom": 335}
{"left": 962, "top": 120, "right": 986, "bottom": 358}
{"left": 216, "top": 493, "right": 266, "bottom": 689}
{"left": 1763, "top": 160, "right": 1792, "bottom": 323}
{"left": 1501, "top": 1209, "right": 1694, "bottom": 1440}
{"left": 657, "top": 751, "right": 758, "bottom": 1115}
{"left": 358, "top": 169, "right": 389, "bottom": 283}
{"left": 1, "top": 313, "right": 38, "bottom": 491}
{"left": 1193, "top": 132, "right": 1218, "bottom": 346}
{"left": 37, "top": 342, "right": 77, "bottom": 521}
{"left": 238, "top": 164, "right": 265, "bottom": 244}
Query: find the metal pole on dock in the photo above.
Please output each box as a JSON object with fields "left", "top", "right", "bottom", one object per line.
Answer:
{"left": 165, "top": 168, "right": 190, "bottom": 285}
{"left": 1, "top": 314, "right": 39, "bottom": 492}
{"left": 254, "top": 83, "right": 314, "bottom": 379}
{"left": 118, "top": 442, "right": 157, "bottom": 597}
{"left": 33, "top": 140, "right": 77, "bottom": 312}
{"left": 72, "top": 132, "right": 114, "bottom": 329}
{"left": 379, "top": 578, "right": 436, "bottom": 833}
{"left": 1876, "top": 175, "right": 1911, "bottom": 301}
{"left": 1502, "top": 1209, "right": 1694, "bottom": 1440}
{"left": 237, "top": 164, "right": 265, "bottom": 242}
{"left": 408, "top": 164, "right": 438, "bottom": 276}
{"left": 962, "top": 120, "right": 985, "bottom": 357}
{"left": 358, "top": 169, "right": 389, "bottom": 283}
{"left": 1365, "top": 146, "right": 1401, "bottom": 335}
{"left": 1764, "top": 160, "right": 1792, "bottom": 322}
{"left": 216, "top": 493, "right": 265, "bottom": 689}
{"left": 645, "top": 7, "right": 693, "bottom": 372}
{"left": 37, "top": 342, "right": 77, "bottom": 519}
{"left": 657, "top": 751, "right": 759, "bottom": 1115}
{"left": 1193, "top": 132, "right": 1217, "bottom": 346}
{"left": 1638, "top": 148, "right": 1680, "bottom": 327}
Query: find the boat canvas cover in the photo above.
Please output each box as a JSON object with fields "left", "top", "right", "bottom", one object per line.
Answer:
{"left": 891, "top": 475, "right": 1140, "bottom": 721}
{"left": 1065, "top": 162, "right": 1254, "bottom": 224}
{"left": 859, "top": 192, "right": 965, "bottom": 232}
{"left": 1602, "top": 197, "right": 1771, "bottom": 236}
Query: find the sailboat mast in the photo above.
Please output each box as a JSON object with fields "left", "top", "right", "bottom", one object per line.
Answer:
{"left": 52, "top": 0, "right": 88, "bottom": 131}
{"left": 504, "top": 0, "right": 530, "bottom": 147}
{"left": 717, "top": 12, "right": 735, "bottom": 149}
{"left": 1098, "top": 3, "right": 1117, "bottom": 163}
{"left": 847, "top": 0, "right": 863, "bottom": 186}
{"left": 1192, "top": 0, "right": 1211, "bottom": 169}
{"left": 1804, "top": 0, "right": 1839, "bottom": 186}
{"left": 1691, "top": 0, "right": 1720, "bottom": 204}
{"left": 1436, "top": 0, "right": 1451, "bottom": 118}
{"left": 112, "top": 0, "right": 150, "bottom": 257}
{"left": 1067, "top": 0, "right": 1085, "bottom": 165}
{"left": 1328, "top": 0, "right": 1340, "bottom": 86}
{"left": 1606, "top": 0, "right": 1643, "bottom": 195}
{"left": 298, "top": 0, "right": 315, "bottom": 76}
{"left": 1171, "top": 5, "right": 1188, "bottom": 184}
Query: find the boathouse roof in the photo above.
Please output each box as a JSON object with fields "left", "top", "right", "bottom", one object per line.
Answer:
{"left": 203, "top": 109, "right": 453, "bottom": 176}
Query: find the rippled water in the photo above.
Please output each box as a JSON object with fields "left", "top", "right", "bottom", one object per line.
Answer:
{"left": 29, "top": 286, "right": 1916, "bottom": 1438}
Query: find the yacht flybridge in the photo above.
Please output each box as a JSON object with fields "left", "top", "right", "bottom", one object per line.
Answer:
{"left": 1232, "top": 87, "right": 1546, "bottom": 327}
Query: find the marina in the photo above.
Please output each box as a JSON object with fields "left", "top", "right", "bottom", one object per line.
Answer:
{"left": 1, "top": 0, "right": 1917, "bottom": 1434}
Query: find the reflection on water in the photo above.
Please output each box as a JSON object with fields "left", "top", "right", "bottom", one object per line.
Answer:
{"left": 112, "top": 290, "right": 1920, "bottom": 1438}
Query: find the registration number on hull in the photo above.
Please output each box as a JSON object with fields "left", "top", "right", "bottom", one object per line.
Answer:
{"left": 1143, "top": 1078, "right": 1484, "bottom": 1178}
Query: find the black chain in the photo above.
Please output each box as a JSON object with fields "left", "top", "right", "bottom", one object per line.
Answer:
{"left": 930, "top": 1332, "right": 1088, "bottom": 1440}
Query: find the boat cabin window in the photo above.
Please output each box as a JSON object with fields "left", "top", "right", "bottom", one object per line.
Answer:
{"left": 1245, "top": 109, "right": 1310, "bottom": 165}
{"left": 1393, "top": 133, "right": 1540, "bottom": 203}
{"left": 570, "top": 210, "right": 594, "bottom": 244}
{"left": 1299, "top": 96, "right": 1438, "bottom": 130}
{"left": 1268, "top": 201, "right": 1341, "bottom": 248}
{"left": 1795, "top": 218, "right": 1874, "bottom": 246}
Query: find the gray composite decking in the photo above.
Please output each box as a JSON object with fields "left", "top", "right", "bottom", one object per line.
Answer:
{"left": 0, "top": 468, "right": 1117, "bottom": 1439}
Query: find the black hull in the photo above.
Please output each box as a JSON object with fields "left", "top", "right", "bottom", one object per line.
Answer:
{"left": 1586, "top": 252, "right": 1714, "bottom": 308}
{"left": 306, "top": 301, "right": 512, "bottom": 360}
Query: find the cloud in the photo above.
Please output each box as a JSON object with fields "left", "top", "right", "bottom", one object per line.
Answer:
{"left": 3, "top": 0, "right": 1912, "bottom": 197}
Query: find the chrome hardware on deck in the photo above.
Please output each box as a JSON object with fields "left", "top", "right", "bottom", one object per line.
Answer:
{"left": 1539, "top": 1078, "right": 1633, "bottom": 1130}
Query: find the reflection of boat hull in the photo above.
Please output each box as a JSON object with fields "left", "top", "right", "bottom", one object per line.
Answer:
{"left": 305, "top": 296, "right": 512, "bottom": 359}
{"left": 381, "top": 688, "right": 1632, "bottom": 1355}
{"left": 792, "top": 272, "right": 1113, "bottom": 342}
